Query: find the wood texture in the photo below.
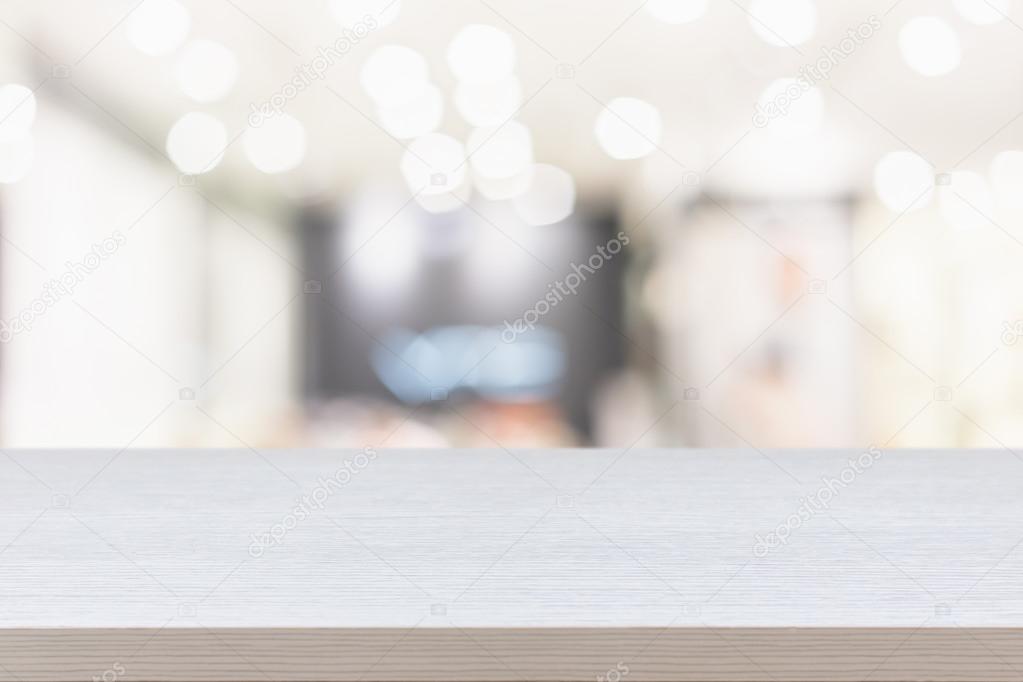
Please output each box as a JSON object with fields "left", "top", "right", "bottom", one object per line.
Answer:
{"left": 1, "top": 448, "right": 1021, "bottom": 680}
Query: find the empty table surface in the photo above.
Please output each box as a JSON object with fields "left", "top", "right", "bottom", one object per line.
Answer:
{"left": 1, "top": 448, "right": 1021, "bottom": 681}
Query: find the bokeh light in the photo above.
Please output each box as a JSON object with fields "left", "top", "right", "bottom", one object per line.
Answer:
{"left": 899, "top": 16, "right": 961, "bottom": 77}
{"left": 474, "top": 167, "right": 534, "bottom": 200}
{"left": 415, "top": 180, "right": 472, "bottom": 214}
{"left": 166, "top": 112, "right": 226, "bottom": 174}
{"left": 244, "top": 113, "right": 307, "bottom": 174}
{"left": 512, "top": 164, "right": 575, "bottom": 225}
{"left": 400, "top": 133, "right": 467, "bottom": 195}
{"left": 873, "top": 150, "right": 934, "bottom": 213}
{"left": 0, "top": 84, "right": 36, "bottom": 142}
{"left": 360, "top": 45, "right": 430, "bottom": 107}
{"left": 594, "top": 97, "right": 663, "bottom": 160}
{"left": 467, "top": 121, "right": 533, "bottom": 180}
{"left": 455, "top": 76, "right": 522, "bottom": 127}
{"left": 126, "top": 0, "right": 190, "bottom": 56}
{"left": 377, "top": 84, "right": 444, "bottom": 139}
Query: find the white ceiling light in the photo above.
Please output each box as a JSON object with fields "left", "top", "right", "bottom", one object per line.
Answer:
{"left": 899, "top": 17, "right": 961, "bottom": 77}
{"left": 594, "top": 97, "right": 663, "bottom": 160}
{"left": 360, "top": 45, "right": 429, "bottom": 107}
{"left": 166, "top": 112, "right": 226, "bottom": 175}
{"left": 467, "top": 121, "right": 533, "bottom": 179}
{"left": 127, "top": 0, "right": 190, "bottom": 56}
{"left": 953, "top": 0, "right": 1010, "bottom": 25}
{"left": 0, "top": 134, "right": 34, "bottom": 184}
{"left": 400, "top": 133, "right": 467, "bottom": 195}
{"left": 990, "top": 150, "right": 1023, "bottom": 211}
{"left": 455, "top": 76, "right": 522, "bottom": 127}
{"left": 244, "top": 113, "right": 307, "bottom": 174}
{"left": 0, "top": 84, "right": 36, "bottom": 142}
{"left": 512, "top": 164, "right": 575, "bottom": 226}
{"left": 329, "top": 0, "right": 401, "bottom": 28}
{"left": 939, "top": 171, "right": 993, "bottom": 231}
{"left": 748, "top": 0, "right": 816, "bottom": 47}
{"left": 175, "top": 40, "right": 239, "bottom": 103}
{"left": 756, "top": 78, "right": 823, "bottom": 137}
{"left": 646, "top": 0, "right": 708, "bottom": 24}
{"left": 377, "top": 84, "right": 444, "bottom": 139}
{"left": 446, "top": 24, "right": 516, "bottom": 84}
{"left": 872, "top": 150, "right": 934, "bottom": 213}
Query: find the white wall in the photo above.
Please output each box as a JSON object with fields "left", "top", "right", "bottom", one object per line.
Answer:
{"left": 0, "top": 102, "right": 299, "bottom": 447}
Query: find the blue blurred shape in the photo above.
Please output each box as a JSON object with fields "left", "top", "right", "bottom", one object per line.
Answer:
{"left": 370, "top": 325, "right": 564, "bottom": 403}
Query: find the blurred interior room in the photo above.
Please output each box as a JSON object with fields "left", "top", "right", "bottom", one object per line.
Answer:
{"left": 0, "top": 0, "right": 1022, "bottom": 450}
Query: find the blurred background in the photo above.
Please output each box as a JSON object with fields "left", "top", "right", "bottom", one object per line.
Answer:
{"left": 0, "top": 0, "right": 1021, "bottom": 450}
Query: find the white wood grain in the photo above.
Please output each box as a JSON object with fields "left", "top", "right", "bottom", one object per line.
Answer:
{"left": 1, "top": 448, "right": 1021, "bottom": 680}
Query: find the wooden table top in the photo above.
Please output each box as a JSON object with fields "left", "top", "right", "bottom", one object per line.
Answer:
{"left": 2, "top": 448, "right": 1021, "bottom": 681}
